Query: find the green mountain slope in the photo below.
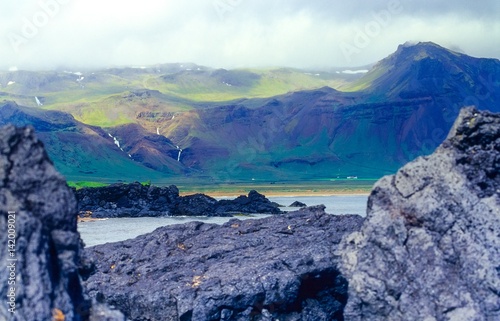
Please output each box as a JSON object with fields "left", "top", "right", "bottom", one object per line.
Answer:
{"left": 0, "top": 65, "right": 360, "bottom": 128}
{"left": 1, "top": 42, "right": 499, "bottom": 182}
{"left": 0, "top": 101, "right": 177, "bottom": 182}
{"left": 150, "top": 42, "right": 500, "bottom": 180}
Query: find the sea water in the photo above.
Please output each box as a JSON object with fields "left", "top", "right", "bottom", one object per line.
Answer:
{"left": 78, "top": 195, "right": 368, "bottom": 247}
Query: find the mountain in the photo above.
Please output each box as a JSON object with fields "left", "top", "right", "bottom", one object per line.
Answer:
{"left": 151, "top": 42, "right": 500, "bottom": 180}
{"left": 0, "top": 65, "right": 358, "bottom": 127}
{"left": 347, "top": 42, "right": 500, "bottom": 99}
{"left": 1, "top": 42, "right": 499, "bottom": 182}
{"left": 0, "top": 101, "right": 180, "bottom": 181}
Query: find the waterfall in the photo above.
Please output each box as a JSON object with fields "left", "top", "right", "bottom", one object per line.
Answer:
{"left": 35, "top": 97, "right": 43, "bottom": 106}
{"left": 113, "top": 137, "right": 121, "bottom": 148}
{"left": 177, "top": 149, "right": 183, "bottom": 162}
{"left": 108, "top": 133, "right": 124, "bottom": 152}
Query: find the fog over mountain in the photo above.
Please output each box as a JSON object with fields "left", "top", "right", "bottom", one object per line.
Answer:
{"left": 1, "top": 0, "right": 499, "bottom": 70}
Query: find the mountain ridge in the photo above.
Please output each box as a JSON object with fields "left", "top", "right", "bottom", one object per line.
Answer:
{"left": 1, "top": 41, "right": 499, "bottom": 182}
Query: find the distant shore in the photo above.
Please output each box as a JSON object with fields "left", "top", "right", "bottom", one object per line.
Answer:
{"left": 70, "top": 179, "right": 375, "bottom": 198}
{"left": 77, "top": 217, "right": 108, "bottom": 223}
{"left": 177, "top": 180, "right": 375, "bottom": 197}
{"left": 182, "top": 190, "right": 371, "bottom": 198}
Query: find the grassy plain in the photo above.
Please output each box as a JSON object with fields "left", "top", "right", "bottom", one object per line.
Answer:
{"left": 67, "top": 179, "right": 375, "bottom": 196}
{"left": 176, "top": 180, "right": 375, "bottom": 197}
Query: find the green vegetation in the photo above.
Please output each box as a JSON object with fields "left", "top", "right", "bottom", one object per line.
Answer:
{"left": 67, "top": 181, "right": 109, "bottom": 189}
{"left": 67, "top": 180, "right": 153, "bottom": 189}
{"left": 65, "top": 179, "right": 375, "bottom": 195}
{"left": 342, "top": 66, "right": 387, "bottom": 92}
{"left": 148, "top": 68, "right": 350, "bottom": 102}
{"left": 174, "top": 180, "right": 376, "bottom": 196}
{"left": 1, "top": 67, "right": 361, "bottom": 127}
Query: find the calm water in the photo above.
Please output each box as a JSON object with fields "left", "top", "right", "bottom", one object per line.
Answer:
{"left": 78, "top": 195, "right": 368, "bottom": 247}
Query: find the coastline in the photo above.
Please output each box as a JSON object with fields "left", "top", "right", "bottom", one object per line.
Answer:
{"left": 78, "top": 217, "right": 108, "bottom": 223}
{"left": 183, "top": 190, "right": 371, "bottom": 198}
{"left": 176, "top": 180, "right": 375, "bottom": 198}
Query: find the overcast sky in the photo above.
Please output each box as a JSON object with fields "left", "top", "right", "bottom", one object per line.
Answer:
{"left": 1, "top": 0, "right": 499, "bottom": 71}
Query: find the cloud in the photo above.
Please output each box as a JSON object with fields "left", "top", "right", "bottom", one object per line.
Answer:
{"left": 0, "top": 0, "right": 499, "bottom": 70}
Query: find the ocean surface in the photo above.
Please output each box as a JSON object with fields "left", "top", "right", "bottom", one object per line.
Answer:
{"left": 78, "top": 195, "right": 368, "bottom": 247}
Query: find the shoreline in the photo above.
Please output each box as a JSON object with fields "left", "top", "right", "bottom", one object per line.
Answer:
{"left": 77, "top": 217, "right": 109, "bottom": 223}
{"left": 180, "top": 190, "right": 371, "bottom": 198}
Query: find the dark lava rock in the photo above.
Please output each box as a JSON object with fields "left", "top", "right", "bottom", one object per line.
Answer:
{"left": 215, "top": 190, "right": 282, "bottom": 215}
{"left": 75, "top": 182, "right": 180, "bottom": 218}
{"left": 289, "top": 201, "right": 307, "bottom": 207}
{"left": 175, "top": 193, "right": 222, "bottom": 217}
{"left": 339, "top": 107, "right": 500, "bottom": 320}
{"left": 83, "top": 206, "right": 363, "bottom": 321}
{"left": 0, "top": 125, "right": 123, "bottom": 321}
{"left": 75, "top": 186, "right": 282, "bottom": 218}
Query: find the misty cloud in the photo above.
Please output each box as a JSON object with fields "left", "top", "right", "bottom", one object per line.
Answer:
{"left": 1, "top": 0, "right": 499, "bottom": 71}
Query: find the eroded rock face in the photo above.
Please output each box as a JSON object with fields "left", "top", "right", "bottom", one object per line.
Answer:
{"left": 340, "top": 107, "right": 500, "bottom": 321}
{"left": 83, "top": 206, "right": 364, "bottom": 321}
{"left": 0, "top": 125, "right": 123, "bottom": 321}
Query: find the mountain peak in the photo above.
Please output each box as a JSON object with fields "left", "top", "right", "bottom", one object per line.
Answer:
{"left": 398, "top": 41, "right": 444, "bottom": 50}
{"left": 391, "top": 41, "right": 462, "bottom": 62}
{"left": 345, "top": 41, "right": 487, "bottom": 93}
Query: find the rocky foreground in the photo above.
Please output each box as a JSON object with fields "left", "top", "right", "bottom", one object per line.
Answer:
{"left": 75, "top": 184, "right": 282, "bottom": 218}
{"left": 83, "top": 206, "right": 363, "bottom": 320}
{"left": 340, "top": 107, "right": 500, "bottom": 320}
{"left": 1, "top": 106, "right": 500, "bottom": 321}
{"left": 0, "top": 125, "right": 123, "bottom": 320}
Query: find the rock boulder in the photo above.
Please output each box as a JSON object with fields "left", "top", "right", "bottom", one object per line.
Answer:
{"left": 289, "top": 201, "right": 307, "bottom": 208}
{"left": 0, "top": 125, "right": 123, "bottom": 321}
{"left": 340, "top": 107, "right": 500, "bottom": 320}
{"left": 75, "top": 182, "right": 180, "bottom": 218}
{"left": 75, "top": 185, "right": 282, "bottom": 218}
{"left": 83, "top": 206, "right": 363, "bottom": 321}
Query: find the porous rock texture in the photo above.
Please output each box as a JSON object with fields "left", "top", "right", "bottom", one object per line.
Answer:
{"left": 340, "top": 107, "right": 500, "bottom": 321}
{"left": 83, "top": 206, "right": 364, "bottom": 321}
{"left": 0, "top": 125, "right": 124, "bottom": 321}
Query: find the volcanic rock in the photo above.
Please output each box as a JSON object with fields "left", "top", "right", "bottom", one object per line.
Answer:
{"left": 75, "top": 185, "right": 282, "bottom": 218}
{"left": 83, "top": 206, "right": 364, "bottom": 321}
{"left": 175, "top": 193, "right": 221, "bottom": 216}
{"left": 0, "top": 125, "right": 123, "bottom": 321}
{"left": 339, "top": 107, "right": 500, "bottom": 320}
{"left": 215, "top": 190, "right": 282, "bottom": 215}
{"left": 289, "top": 201, "right": 307, "bottom": 207}
{"left": 75, "top": 182, "right": 180, "bottom": 218}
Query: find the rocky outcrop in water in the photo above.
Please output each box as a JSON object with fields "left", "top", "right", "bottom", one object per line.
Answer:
{"left": 0, "top": 125, "right": 123, "bottom": 321}
{"left": 289, "top": 201, "right": 307, "bottom": 207}
{"left": 215, "top": 190, "right": 282, "bottom": 215}
{"left": 340, "top": 107, "right": 500, "bottom": 320}
{"left": 75, "top": 182, "right": 180, "bottom": 217}
{"left": 83, "top": 206, "right": 364, "bottom": 321}
{"left": 75, "top": 184, "right": 282, "bottom": 217}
